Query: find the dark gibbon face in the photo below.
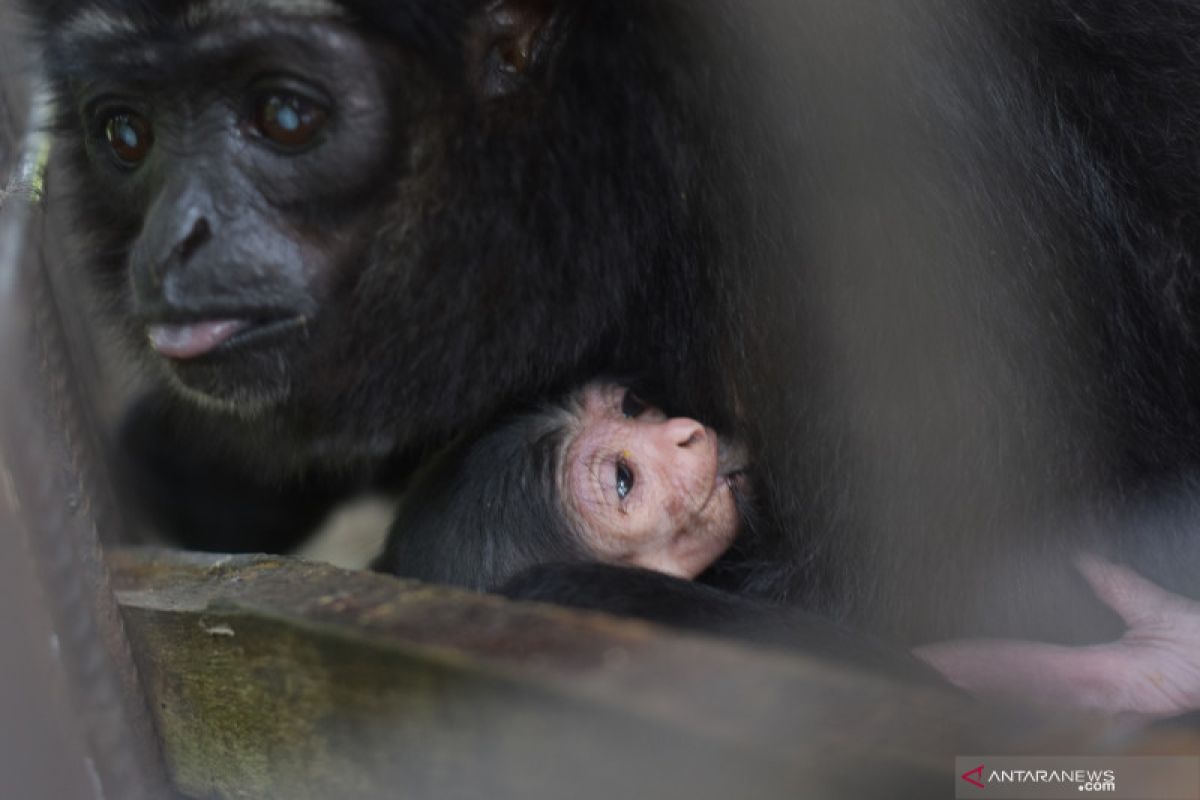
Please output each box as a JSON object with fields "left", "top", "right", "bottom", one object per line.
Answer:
{"left": 56, "top": 11, "right": 427, "bottom": 413}
{"left": 44, "top": 0, "right": 644, "bottom": 456}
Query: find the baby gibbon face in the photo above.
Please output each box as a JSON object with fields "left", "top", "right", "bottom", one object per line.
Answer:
{"left": 562, "top": 383, "right": 748, "bottom": 579}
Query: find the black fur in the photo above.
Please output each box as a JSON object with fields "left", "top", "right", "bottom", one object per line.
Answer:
{"left": 499, "top": 563, "right": 946, "bottom": 684}
{"left": 27, "top": 0, "right": 1200, "bottom": 648}
{"left": 374, "top": 399, "right": 589, "bottom": 591}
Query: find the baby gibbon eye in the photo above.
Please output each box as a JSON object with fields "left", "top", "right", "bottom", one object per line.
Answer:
{"left": 104, "top": 111, "right": 153, "bottom": 166}
{"left": 254, "top": 92, "right": 327, "bottom": 149}
{"left": 621, "top": 389, "right": 648, "bottom": 418}
{"left": 615, "top": 458, "right": 635, "bottom": 500}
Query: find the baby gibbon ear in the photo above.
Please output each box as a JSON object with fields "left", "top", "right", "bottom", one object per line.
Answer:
{"left": 467, "top": 0, "right": 562, "bottom": 98}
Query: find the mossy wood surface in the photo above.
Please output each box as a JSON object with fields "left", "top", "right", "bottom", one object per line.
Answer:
{"left": 110, "top": 548, "right": 1199, "bottom": 800}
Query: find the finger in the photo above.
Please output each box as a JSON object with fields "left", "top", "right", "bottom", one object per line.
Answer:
{"left": 1074, "top": 554, "right": 1191, "bottom": 627}
{"left": 914, "top": 639, "right": 1121, "bottom": 710}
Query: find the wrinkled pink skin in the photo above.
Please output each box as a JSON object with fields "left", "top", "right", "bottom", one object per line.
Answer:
{"left": 914, "top": 556, "right": 1200, "bottom": 719}
{"left": 563, "top": 383, "right": 746, "bottom": 580}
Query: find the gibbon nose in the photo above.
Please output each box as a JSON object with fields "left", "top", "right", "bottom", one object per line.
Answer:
{"left": 664, "top": 417, "right": 707, "bottom": 449}
{"left": 652, "top": 418, "right": 714, "bottom": 477}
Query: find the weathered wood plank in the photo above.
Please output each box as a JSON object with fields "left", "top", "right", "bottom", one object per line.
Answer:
{"left": 110, "top": 548, "right": 1199, "bottom": 800}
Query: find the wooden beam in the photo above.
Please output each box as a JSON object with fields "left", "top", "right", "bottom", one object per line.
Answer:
{"left": 110, "top": 548, "right": 1199, "bottom": 800}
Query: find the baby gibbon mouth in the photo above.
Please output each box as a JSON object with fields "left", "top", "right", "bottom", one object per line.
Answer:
{"left": 716, "top": 437, "right": 750, "bottom": 478}
{"left": 722, "top": 468, "right": 752, "bottom": 498}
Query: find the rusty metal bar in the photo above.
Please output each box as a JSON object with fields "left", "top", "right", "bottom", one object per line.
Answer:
{"left": 0, "top": 6, "right": 172, "bottom": 797}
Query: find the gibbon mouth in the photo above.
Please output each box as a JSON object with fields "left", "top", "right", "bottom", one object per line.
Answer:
{"left": 717, "top": 437, "right": 750, "bottom": 478}
{"left": 722, "top": 468, "right": 752, "bottom": 497}
{"left": 147, "top": 316, "right": 306, "bottom": 360}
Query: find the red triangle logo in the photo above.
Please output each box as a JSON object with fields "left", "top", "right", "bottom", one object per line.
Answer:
{"left": 961, "top": 764, "right": 985, "bottom": 789}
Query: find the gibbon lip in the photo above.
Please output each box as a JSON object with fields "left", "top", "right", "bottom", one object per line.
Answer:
{"left": 146, "top": 316, "right": 305, "bottom": 359}
{"left": 147, "top": 319, "right": 250, "bottom": 359}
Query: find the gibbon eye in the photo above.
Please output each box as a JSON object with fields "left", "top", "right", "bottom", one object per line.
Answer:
{"left": 621, "top": 389, "right": 648, "bottom": 418}
{"left": 615, "top": 459, "right": 635, "bottom": 500}
{"left": 254, "top": 92, "right": 327, "bottom": 149}
{"left": 104, "top": 111, "right": 153, "bottom": 166}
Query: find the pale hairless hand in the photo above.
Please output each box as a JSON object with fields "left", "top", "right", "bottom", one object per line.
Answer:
{"left": 913, "top": 556, "right": 1200, "bottom": 718}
